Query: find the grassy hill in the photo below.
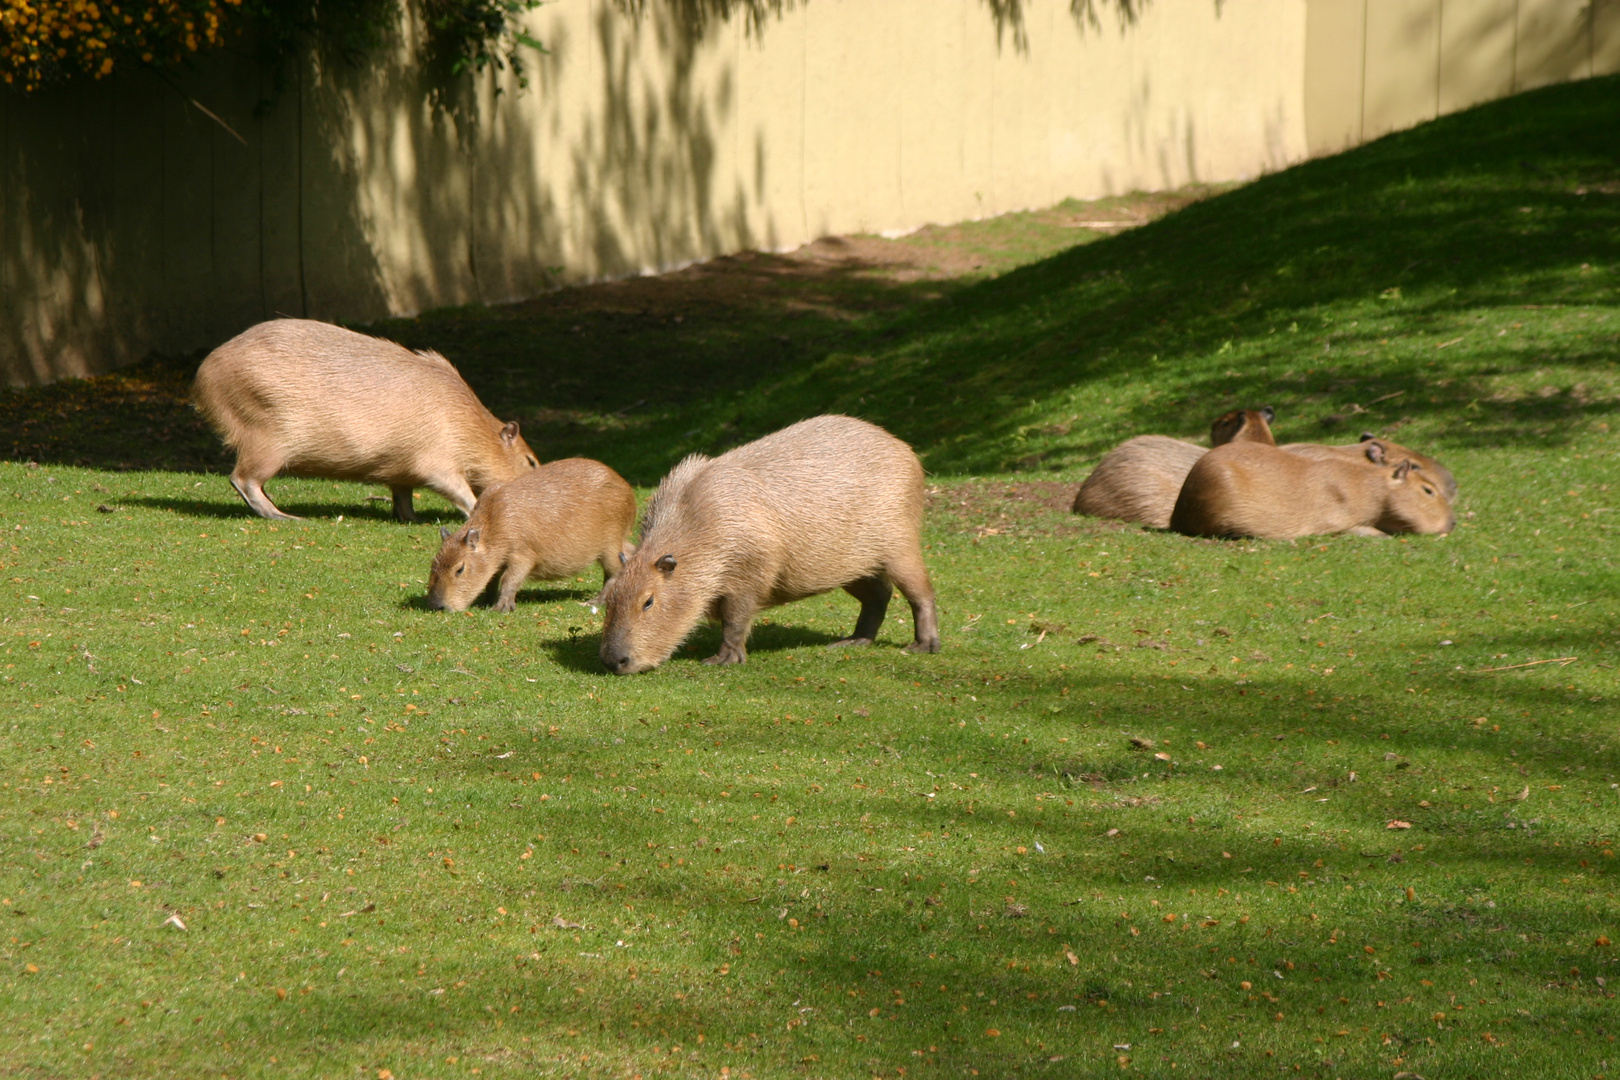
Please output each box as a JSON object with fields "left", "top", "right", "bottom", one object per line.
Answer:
{"left": 0, "top": 76, "right": 1615, "bottom": 1079}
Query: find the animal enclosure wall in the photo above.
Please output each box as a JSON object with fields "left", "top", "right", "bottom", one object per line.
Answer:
{"left": 1, "top": 0, "right": 1613, "bottom": 386}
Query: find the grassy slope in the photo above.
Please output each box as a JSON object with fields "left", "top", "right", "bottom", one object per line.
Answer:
{"left": 0, "top": 78, "right": 1617, "bottom": 1079}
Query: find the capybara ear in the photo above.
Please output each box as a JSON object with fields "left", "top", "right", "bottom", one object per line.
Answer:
{"left": 440, "top": 526, "right": 452, "bottom": 542}
{"left": 655, "top": 554, "right": 677, "bottom": 574}
{"left": 1392, "top": 460, "right": 1413, "bottom": 481}
{"left": 500, "top": 421, "right": 521, "bottom": 445}
{"left": 466, "top": 528, "right": 481, "bottom": 549}
{"left": 1363, "top": 440, "right": 1388, "bottom": 465}
{"left": 1358, "top": 432, "right": 1377, "bottom": 443}
{"left": 1260, "top": 405, "right": 1276, "bottom": 422}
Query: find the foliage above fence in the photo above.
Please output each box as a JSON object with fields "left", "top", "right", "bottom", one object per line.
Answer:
{"left": 0, "top": 0, "right": 541, "bottom": 93}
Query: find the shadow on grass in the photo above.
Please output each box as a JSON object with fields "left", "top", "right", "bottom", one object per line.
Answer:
{"left": 129, "top": 494, "right": 467, "bottom": 526}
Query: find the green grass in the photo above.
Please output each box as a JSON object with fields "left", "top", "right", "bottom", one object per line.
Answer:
{"left": 2, "top": 76, "right": 1618, "bottom": 1079}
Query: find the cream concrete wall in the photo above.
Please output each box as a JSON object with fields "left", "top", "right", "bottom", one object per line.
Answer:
{"left": 1304, "top": 0, "right": 1620, "bottom": 156}
{"left": 3, "top": 0, "right": 1613, "bottom": 385}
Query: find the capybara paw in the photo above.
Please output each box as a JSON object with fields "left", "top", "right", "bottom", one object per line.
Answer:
{"left": 493, "top": 598, "right": 517, "bottom": 613}
{"left": 830, "top": 637, "right": 875, "bottom": 648}
{"left": 702, "top": 649, "right": 747, "bottom": 665}
{"left": 903, "top": 638, "right": 942, "bottom": 654}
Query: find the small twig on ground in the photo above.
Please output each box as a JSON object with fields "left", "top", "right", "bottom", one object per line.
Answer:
{"left": 1473, "top": 656, "right": 1578, "bottom": 673}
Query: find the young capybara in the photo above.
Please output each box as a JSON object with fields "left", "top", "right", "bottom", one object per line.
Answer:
{"left": 1169, "top": 440, "right": 1456, "bottom": 540}
{"left": 1071, "top": 407, "right": 1276, "bottom": 528}
{"left": 425, "top": 458, "right": 636, "bottom": 612}
{"left": 1280, "top": 433, "right": 1458, "bottom": 501}
{"left": 192, "top": 318, "right": 539, "bottom": 521}
{"left": 598, "top": 415, "right": 941, "bottom": 673}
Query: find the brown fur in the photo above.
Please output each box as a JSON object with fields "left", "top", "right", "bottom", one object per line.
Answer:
{"left": 1071, "top": 407, "right": 1276, "bottom": 527}
{"left": 1169, "top": 441, "right": 1455, "bottom": 540}
{"left": 1279, "top": 433, "right": 1457, "bottom": 501}
{"left": 425, "top": 459, "right": 636, "bottom": 612}
{"left": 598, "top": 415, "right": 940, "bottom": 673}
{"left": 192, "top": 318, "right": 538, "bottom": 521}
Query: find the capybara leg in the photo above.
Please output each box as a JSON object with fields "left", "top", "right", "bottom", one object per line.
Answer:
{"left": 428, "top": 476, "right": 479, "bottom": 518}
{"left": 1344, "top": 525, "right": 1389, "bottom": 538}
{"left": 493, "top": 559, "right": 533, "bottom": 613}
{"left": 703, "top": 596, "right": 754, "bottom": 665}
{"left": 229, "top": 473, "right": 299, "bottom": 521}
{"left": 832, "top": 575, "right": 893, "bottom": 647}
{"left": 390, "top": 485, "right": 419, "bottom": 523}
{"left": 888, "top": 553, "right": 942, "bottom": 654}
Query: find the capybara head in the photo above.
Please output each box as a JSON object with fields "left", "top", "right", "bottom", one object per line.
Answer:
{"left": 599, "top": 551, "right": 705, "bottom": 674}
{"left": 1358, "top": 432, "right": 1456, "bottom": 501}
{"left": 496, "top": 421, "right": 542, "bottom": 482}
{"left": 426, "top": 525, "right": 498, "bottom": 611}
{"left": 1210, "top": 406, "right": 1276, "bottom": 447}
{"left": 1368, "top": 443, "right": 1456, "bottom": 535}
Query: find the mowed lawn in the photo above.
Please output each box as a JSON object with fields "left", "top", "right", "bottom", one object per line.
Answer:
{"left": 1, "top": 76, "right": 1618, "bottom": 1080}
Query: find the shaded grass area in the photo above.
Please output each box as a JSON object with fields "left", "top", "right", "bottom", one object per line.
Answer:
{"left": 0, "top": 79, "right": 1618, "bottom": 1079}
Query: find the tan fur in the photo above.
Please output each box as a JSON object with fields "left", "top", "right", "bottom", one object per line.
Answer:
{"left": 1280, "top": 434, "right": 1457, "bottom": 501}
{"left": 599, "top": 415, "right": 941, "bottom": 673}
{"left": 1208, "top": 406, "right": 1277, "bottom": 448}
{"left": 1169, "top": 441, "right": 1455, "bottom": 540}
{"left": 192, "top": 318, "right": 538, "bottom": 521}
{"left": 425, "top": 459, "right": 636, "bottom": 612}
{"left": 1071, "top": 407, "right": 1277, "bottom": 527}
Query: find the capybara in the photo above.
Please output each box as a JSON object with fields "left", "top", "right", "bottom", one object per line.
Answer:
{"left": 1209, "top": 406, "right": 1277, "bottom": 448}
{"left": 192, "top": 318, "right": 538, "bottom": 521}
{"left": 1280, "top": 433, "right": 1457, "bottom": 501}
{"left": 425, "top": 459, "right": 636, "bottom": 612}
{"left": 1071, "top": 407, "right": 1276, "bottom": 528}
{"left": 1169, "top": 440, "right": 1455, "bottom": 540}
{"left": 598, "top": 415, "right": 940, "bottom": 673}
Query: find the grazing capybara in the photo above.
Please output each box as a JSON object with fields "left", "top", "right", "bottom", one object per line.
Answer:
{"left": 425, "top": 459, "right": 636, "bottom": 612}
{"left": 598, "top": 415, "right": 940, "bottom": 673}
{"left": 1071, "top": 407, "right": 1276, "bottom": 528}
{"left": 192, "top": 318, "right": 538, "bottom": 521}
{"left": 1281, "top": 433, "right": 1457, "bottom": 501}
{"left": 1169, "top": 440, "right": 1456, "bottom": 540}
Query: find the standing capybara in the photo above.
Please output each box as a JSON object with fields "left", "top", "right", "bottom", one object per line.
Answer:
{"left": 1071, "top": 407, "right": 1276, "bottom": 528}
{"left": 192, "top": 319, "right": 538, "bottom": 521}
{"left": 1169, "top": 441, "right": 1455, "bottom": 540}
{"left": 425, "top": 459, "right": 636, "bottom": 612}
{"left": 1281, "top": 433, "right": 1458, "bottom": 501}
{"left": 598, "top": 415, "right": 940, "bottom": 673}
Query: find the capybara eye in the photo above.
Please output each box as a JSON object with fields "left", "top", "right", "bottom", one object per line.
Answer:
{"left": 643, "top": 595, "right": 654, "bottom": 611}
{"left": 455, "top": 565, "right": 465, "bottom": 576}
{"left": 526, "top": 457, "right": 538, "bottom": 468}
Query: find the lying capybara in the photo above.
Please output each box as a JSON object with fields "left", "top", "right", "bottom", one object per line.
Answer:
{"left": 1209, "top": 406, "right": 1277, "bottom": 448}
{"left": 1071, "top": 407, "right": 1276, "bottom": 527}
{"left": 192, "top": 318, "right": 538, "bottom": 521}
{"left": 598, "top": 415, "right": 940, "bottom": 673}
{"left": 1281, "top": 433, "right": 1457, "bottom": 501}
{"left": 1169, "top": 440, "right": 1455, "bottom": 540}
{"left": 425, "top": 458, "right": 636, "bottom": 612}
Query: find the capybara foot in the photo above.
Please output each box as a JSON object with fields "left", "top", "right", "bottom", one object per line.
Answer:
{"left": 493, "top": 597, "right": 517, "bottom": 613}
{"left": 703, "top": 644, "right": 748, "bottom": 665}
{"left": 903, "top": 637, "right": 942, "bottom": 654}
{"left": 830, "top": 636, "right": 876, "bottom": 648}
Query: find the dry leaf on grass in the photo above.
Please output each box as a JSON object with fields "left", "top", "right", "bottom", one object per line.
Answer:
{"left": 1128, "top": 736, "right": 1156, "bottom": 751}
{"left": 163, "top": 913, "right": 186, "bottom": 931}
{"left": 552, "top": 916, "right": 583, "bottom": 930}
{"left": 1386, "top": 820, "right": 1413, "bottom": 830}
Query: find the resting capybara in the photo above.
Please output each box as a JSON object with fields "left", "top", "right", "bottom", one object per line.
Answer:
{"left": 1281, "top": 433, "right": 1457, "bottom": 501}
{"left": 1169, "top": 440, "right": 1455, "bottom": 540}
{"left": 192, "top": 318, "right": 538, "bottom": 521}
{"left": 425, "top": 459, "right": 636, "bottom": 612}
{"left": 1071, "top": 407, "right": 1276, "bottom": 527}
{"left": 598, "top": 415, "right": 940, "bottom": 673}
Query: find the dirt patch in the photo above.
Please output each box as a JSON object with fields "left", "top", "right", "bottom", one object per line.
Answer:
{"left": 927, "top": 478, "right": 1132, "bottom": 539}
